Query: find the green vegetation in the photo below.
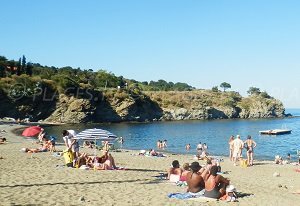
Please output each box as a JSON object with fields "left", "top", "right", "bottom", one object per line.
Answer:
{"left": 220, "top": 82, "right": 231, "bottom": 92}
{"left": 0, "top": 55, "right": 273, "bottom": 107}
{"left": 0, "top": 55, "right": 194, "bottom": 94}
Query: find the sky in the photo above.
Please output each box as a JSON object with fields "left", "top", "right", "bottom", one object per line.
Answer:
{"left": 1, "top": 0, "right": 300, "bottom": 108}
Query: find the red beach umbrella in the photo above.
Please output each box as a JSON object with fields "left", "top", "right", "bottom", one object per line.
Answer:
{"left": 22, "top": 126, "right": 43, "bottom": 137}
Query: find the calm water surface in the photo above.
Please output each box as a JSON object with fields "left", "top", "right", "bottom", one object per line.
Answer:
{"left": 44, "top": 109, "right": 300, "bottom": 161}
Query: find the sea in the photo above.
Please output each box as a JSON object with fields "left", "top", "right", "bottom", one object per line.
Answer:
{"left": 44, "top": 108, "right": 300, "bottom": 161}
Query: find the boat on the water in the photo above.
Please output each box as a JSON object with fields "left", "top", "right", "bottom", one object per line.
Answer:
{"left": 259, "top": 129, "right": 292, "bottom": 135}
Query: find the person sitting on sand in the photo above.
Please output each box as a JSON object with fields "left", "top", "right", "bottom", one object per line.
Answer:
{"left": 180, "top": 163, "right": 190, "bottom": 181}
{"left": 94, "top": 151, "right": 117, "bottom": 170}
{"left": 186, "top": 162, "right": 205, "bottom": 194}
{"left": 149, "top": 149, "right": 158, "bottom": 156}
{"left": 197, "top": 150, "right": 209, "bottom": 160}
{"left": 275, "top": 155, "right": 283, "bottom": 164}
{"left": 0, "top": 137, "right": 7, "bottom": 144}
{"left": 83, "top": 140, "right": 93, "bottom": 149}
{"left": 204, "top": 165, "right": 230, "bottom": 199}
{"left": 167, "top": 160, "right": 182, "bottom": 182}
{"left": 37, "top": 129, "right": 46, "bottom": 143}
{"left": 75, "top": 154, "right": 88, "bottom": 168}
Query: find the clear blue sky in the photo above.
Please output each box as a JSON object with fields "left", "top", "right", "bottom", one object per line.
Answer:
{"left": 1, "top": 0, "right": 300, "bottom": 108}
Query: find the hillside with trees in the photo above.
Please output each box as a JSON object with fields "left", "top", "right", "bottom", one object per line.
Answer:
{"left": 0, "top": 55, "right": 286, "bottom": 123}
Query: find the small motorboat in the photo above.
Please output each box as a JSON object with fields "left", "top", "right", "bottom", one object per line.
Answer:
{"left": 259, "top": 129, "right": 292, "bottom": 135}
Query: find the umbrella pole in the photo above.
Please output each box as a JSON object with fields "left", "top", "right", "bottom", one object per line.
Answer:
{"left": 94, "top": 136, "right": 97, "bottom": 171}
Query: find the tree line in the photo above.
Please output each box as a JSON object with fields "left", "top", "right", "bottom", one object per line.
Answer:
{"left": 0, "top": 55, "right": 194, "bottom": 92}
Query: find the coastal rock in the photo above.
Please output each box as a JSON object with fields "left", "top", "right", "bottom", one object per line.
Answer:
{"left": 44, "top": 94, "right": 93, "bottom": 123}
{"left": 0, "top": 89, "right": 286, "bottom": 123}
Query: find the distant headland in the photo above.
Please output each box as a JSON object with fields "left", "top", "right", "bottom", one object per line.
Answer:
{"left": 0, "top": 55, "right": 287, "bottom": 123}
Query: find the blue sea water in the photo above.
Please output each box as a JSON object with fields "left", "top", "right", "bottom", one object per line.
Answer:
{"left": 44, "top": 109, "right": 300, "bottom": 161}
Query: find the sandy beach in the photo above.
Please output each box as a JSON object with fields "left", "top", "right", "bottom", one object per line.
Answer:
{"left": 1, "top": 124, "right": 300, "bottom": 206}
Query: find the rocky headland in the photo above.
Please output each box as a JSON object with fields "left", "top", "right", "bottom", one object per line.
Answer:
{"left": 0, "top": 89, "right": 286, "bottom": 123}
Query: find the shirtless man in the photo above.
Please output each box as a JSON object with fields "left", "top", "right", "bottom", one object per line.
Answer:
{"left": 186, "top": 162, "right": 205, "bottom": 193}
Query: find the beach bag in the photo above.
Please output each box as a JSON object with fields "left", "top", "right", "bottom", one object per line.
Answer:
{"left": 63, "top": 149, "right": 74, "bottom": 167}
{"left": 240, "top": 159, "right": 248, "bottom": 168}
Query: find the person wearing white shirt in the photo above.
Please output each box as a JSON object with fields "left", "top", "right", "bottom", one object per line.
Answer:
{"left": 232, "top": 135, "right": 244, "bottom": 166}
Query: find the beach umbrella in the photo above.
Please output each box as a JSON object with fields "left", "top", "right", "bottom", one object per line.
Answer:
{"left": 74, "top": 128, "right": 118, "bottom": 141}
{"left": 22, "top": 126, "right": 42, "bottom": 137}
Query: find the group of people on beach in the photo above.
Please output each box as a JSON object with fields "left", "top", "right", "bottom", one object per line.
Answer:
{"left": 167, "top": 159, "right": 235, "bottom": 201}
{"left": 228, "top": 135, "right": 257, "bottom": 166}
{"left": 20, "top": 128, "right": 118, "bottom": 170}
{"left": 61, "top": 129, "right": 117, "bottom": 170}
{"left": 21, "top": 128, "right": 56, "bottom": 153}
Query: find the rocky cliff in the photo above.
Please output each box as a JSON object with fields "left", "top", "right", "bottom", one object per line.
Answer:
{"left": 0, "top": 89, "right": 286, "bottom": 123}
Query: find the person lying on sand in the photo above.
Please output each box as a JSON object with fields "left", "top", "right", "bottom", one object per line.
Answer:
{"left": 22, "top": 140, "right": 52, "bottom": 153}
{"left": 78, "top": 151, "right": 117, "bottom": 170}
{"left": 0, "top": 138, "right": 7, "bottom": 144}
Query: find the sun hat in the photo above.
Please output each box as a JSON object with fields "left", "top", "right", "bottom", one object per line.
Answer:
{"left": 226, "top": 185, "right": 237, "bottom": 193}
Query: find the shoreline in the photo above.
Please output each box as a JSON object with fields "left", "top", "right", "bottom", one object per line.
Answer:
{"left": 8, "top": 122, "right": 293, "bottom": 162}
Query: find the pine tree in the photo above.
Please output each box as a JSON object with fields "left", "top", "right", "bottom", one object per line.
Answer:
{"left": 22, "top": 55, "right": 26, "bottom": 74}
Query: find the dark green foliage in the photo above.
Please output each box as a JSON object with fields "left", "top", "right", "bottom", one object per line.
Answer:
{"left": 0, "top": 55, "right": 192, "bottom": 97}
{"left": 21, "top": 55, "right": 26, "bottom": 73}
{"left": 247, "top": 87, "right": 261, "bottom": 95}
{"left": 212, "top": 86, "right": 219, "bottom": 92}
{"left": 260, "top": 91, "right": 272, "bottom": 99}
{"left": 220, "top": 82, "right": 231, "bottom": 92}
{"left": 147, "top": 80, "right": 193, "bottom": 91}
{"left": 26, "top": 62, "right": 33, "bottom": 76}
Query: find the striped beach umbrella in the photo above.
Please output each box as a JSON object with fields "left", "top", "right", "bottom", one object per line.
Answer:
{"left": 74, "top": 128, "right": 118, "bottom": 141}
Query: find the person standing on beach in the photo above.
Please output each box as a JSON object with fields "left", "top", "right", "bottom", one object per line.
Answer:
{"left": 185, "top": 144, "right": 191, "bottom": 151}
{"left": 157, "top": 140, "right": 161, "bottom": 149}
{"left": 232, "top": 135, "right": 244, "bottom": 166}
{"left": 228, "top": 135, "right": 235, "bottom": 161}
{"left": 162, "top": 140, "right": 167, "bottom": 148}
{"left": 197, "top": 142, "right": 202, "bottom": 155}
{"left": 62, "top": 130, "right": 78, "bottom": 161}
{"left": 244, "top": 135, "right": 257, "bottom": 166}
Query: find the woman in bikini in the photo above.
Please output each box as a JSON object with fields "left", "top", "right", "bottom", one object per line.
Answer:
{"left": 204, "top": 165, "right": 230, "bottom": 199}
{"left": 244, "top": 135, "right": 257, "bottom": 166}
{"left": 180, "top": 163, "right": 190, "bottom": 181}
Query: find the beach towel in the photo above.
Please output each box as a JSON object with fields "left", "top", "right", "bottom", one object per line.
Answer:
{"left": 168, "top": 190, "right": 205, "bottom": 199}
{"left": 63, "top": 150, "right": 74, "bottom": 167}
{"left": 169, "top": 174, "right": 180, "bottom": 182}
